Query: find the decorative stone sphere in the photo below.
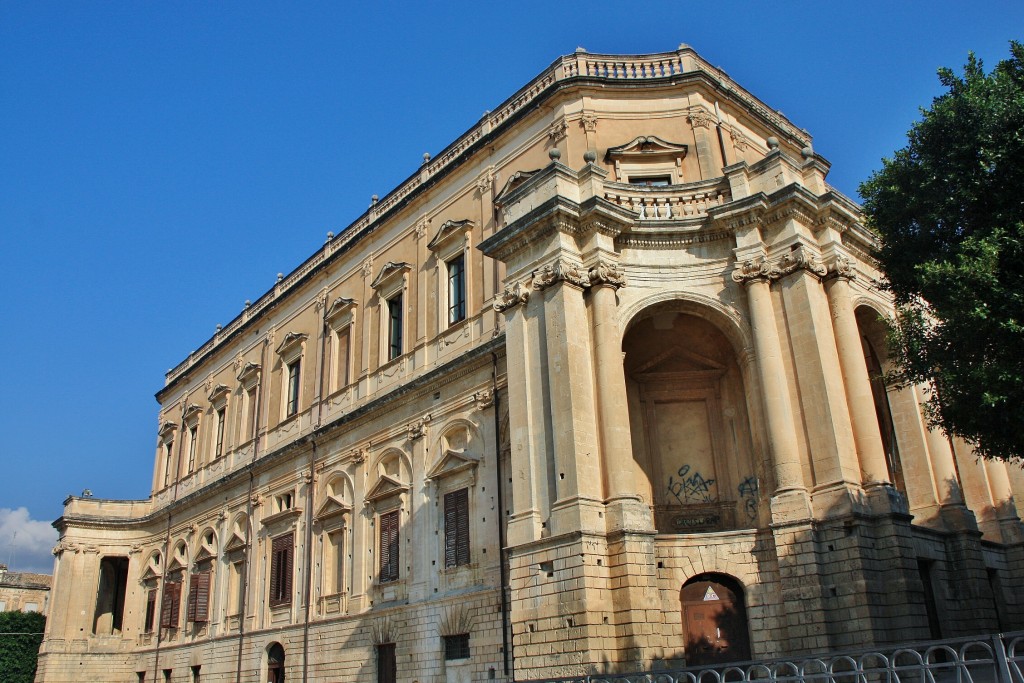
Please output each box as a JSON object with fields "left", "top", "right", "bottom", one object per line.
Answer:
{"left": 801, "top": 146, "right": 814, "bottom": 159}
{"left": 766, "top": 136, "right": 780, "bottom": 150}
{"left": 583, "top": 150, "right": 597, "bottom": 163}
{"left": 549, "top": 148, "right": 561, "bottom": 161}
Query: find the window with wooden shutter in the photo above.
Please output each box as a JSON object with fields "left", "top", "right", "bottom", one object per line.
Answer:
{"left": 269, "top": 533, "right": 293, "bottom": 607}
{"left": 187, "top": 572, "right": 210, "bottom": 623}
{"left": 378, "top": 510, "right": 400, "bottom": 583}
{"left": 160, "top": 581, "right": 181, "bottom": 629}
{"left": 444, "top": 488, "right": 470, "bottom": 568}
{"left": 144, "top": 589, "right": 157, "bottom": 633}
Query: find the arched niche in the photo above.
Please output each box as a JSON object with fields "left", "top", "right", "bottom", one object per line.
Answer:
{"left": 680, "top": 573, "right": 751, "bottom": 667}
{"left": 623, "top": 305, "right": 760, "bottom": 532}
{"left": 265, "top": 641, "right": 286, "bottom": 683}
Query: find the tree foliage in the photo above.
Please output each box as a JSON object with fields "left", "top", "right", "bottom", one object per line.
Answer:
{"left": 0, "top": 610, "right": 46, "bottom": 683}
{"left": 860, "top": 41, "right": 1024, "bottom": 462}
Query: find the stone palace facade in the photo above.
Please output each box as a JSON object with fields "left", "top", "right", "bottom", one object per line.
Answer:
{"left": 38, "top": 46, "right": 1024, "bottom": 683}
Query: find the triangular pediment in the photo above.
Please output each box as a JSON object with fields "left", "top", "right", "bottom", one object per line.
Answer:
{"left": 208, "top": 383, "right": 230, "bottom": 402}
{"left": 427, "top": 219, "right": 474, "bottom": 251}
{"left": 606, "top": 135, "right": 688, "bottom": 160}
{"left": 494, "top": 169, "right": 540, "bottom": 205}
{"left": 426, "top": 449, "right": 481, "bottom": 482}
{"left": 365, "top": 474, "right": 409, "bottom": 504}
{"left": 325, "top": 297, "right": 358, "bottom": 322}
{"left": 315, "top": 496, "right": 352, "bottom": 522}
{"left": 370, "top": 262, "right": 412, "bottom": 290}
{"left": 140, "top": 565, "right": 161, "bottom": 581}
{"left": 158, "top": 421, "right": 178, "bottom": 438}
{"left": 166, "top": 555, "right": 187, "bottom": 573}
{"left": 237, "top": 362, "right": 261, "bottom": 383}
{"left": 224, "top": 533, "right": 247, "bottom": 554}
{"left": 631, "top": 345, "right": 725, "bottom": 376}
{"left": 182, "top": 403, "right": 202, "bottom": 420}
{"left": 194, "top": 545, "right": 216, "bottom": 563}
{"left": 275, "top": 331, "right": 308, "bottom": 357}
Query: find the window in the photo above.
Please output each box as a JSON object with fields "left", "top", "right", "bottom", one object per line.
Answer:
{"left": 379, "top": 510, "right": 400, "bottom": 583}
{"left": 444, "top": 488, "right": 470, "bottom": 568}
{"left": 163, "top": 441, "right": 174, "bottom": 488}
{"left": 214, "top": 407, "right": 226, "bottom": 459}
{"left": 628, "top": 175, "right": 671, "bottom": 186}
{"left": 327, "top": 529, "right": 345, "bottom": 594}
{"left": 191, "top": 665, "right": 201, "bottom": 683}
{"left": 228, "top": 559, "right": 245, "bottom": 616}
{"left": 447, "top": 253, "right": 466, "bottom": 325}
{"left": 377, "top": 643, "right": 397, "bottom": 683}
{"left": 186, "top": 572, "right": 210, "bottom": 623}
{"left": 24, "top": 602, "right": 38, "bottom": 613}
{"left": 160, "top": 580, "right": 182, "bottom": 629}
{"left": 163, "top": 670, "right": 172, "bottom": 683}
{"left": 269, "top": 533, "right": 293, "bottom": 607}
{"left": 285, "top": 359, "right": 301, "bottom": 417}
{"left": 186, "top": 424, "right": 198, "bottom": 474}
{"left": 444, "top": 633, "right": 471, "bottom": 660}
{"left": 245, "top": 386, "right": 258, "bottom": 439}
{"left": 137, "top": 672, "right": 145, "bottom": 683}
{"left": 144, "top": 589, "right": 157, "bottom": 632}
{"left": 387, "top": 294, "right": 403, "bottom": 360}
{"left": 335, "top": 327, "right": 350, "bottom": 389}
{"left": 0, "top": 600, "right": 6, "bottom": 611}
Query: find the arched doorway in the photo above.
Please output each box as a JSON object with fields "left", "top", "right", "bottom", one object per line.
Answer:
{"left": 267, "top": 642, "right": 285, "bottom": 683}
{"left": 680, "top": 573, "right": 751, "bottom": 667}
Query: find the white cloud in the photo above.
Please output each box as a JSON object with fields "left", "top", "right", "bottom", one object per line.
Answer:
{"left": 0, "top": 507, "right": 58, "bottom": 574}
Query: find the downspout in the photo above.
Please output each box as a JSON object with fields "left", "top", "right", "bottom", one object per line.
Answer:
{"left": 236, "top": 337, "right": 268, "bottom": 683}
{"left": 491, "top": 351, "right": 512, "bottom": 678}
{"left": 154, "top": 397, "right": 188, "bottom": 680}
{"left": 302, "top": 297, "right": 330, "bottom": 683}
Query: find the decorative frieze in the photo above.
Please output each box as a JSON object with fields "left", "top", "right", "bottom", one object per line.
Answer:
{"left": 493, "top": 281, "right": 531, "bottom": 312}
{"left": 532, "top": 259, "right": 589, "bottom": 291}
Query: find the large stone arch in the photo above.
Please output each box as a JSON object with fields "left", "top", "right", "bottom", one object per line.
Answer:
{"left": 680, "top": 572, "right": 752, "bottom": 666}
{"left": 622, "top": 298, "right": 765, "bottom": 532}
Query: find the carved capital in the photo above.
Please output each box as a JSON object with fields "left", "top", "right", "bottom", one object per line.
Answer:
{"left": 731, "top": 258, "right": 779, "bottom": 285}
{"left": 579, "top": 114, "right": 598, "bottom": 132}
{"left": 547, "top": 119, "right": 568, "bottom": 142}
{"left": 494, "top": 281, "right": 531, "bottom": 312}
{"left": 408, "top": 415, "right": 431, "bottom": 440}
{"left": 776, "top": 244, "right": 827, "bottom": 279}
{"left": 532, "top": 259, "right": 589, "bottom": 291}
{"left": 687, "top": 106, "right": 715, "bottom": 129}
{"left": 473, "top": 389, "right": 494, "bottom": 410}
{"left": 588, "top": 261, "right": 626, "bottom": 289}
{"left": 732, "top": 245, "right": 827, "bottom": 285}
{"left": 826, "top": 254, "right": 855, "bottom": 281}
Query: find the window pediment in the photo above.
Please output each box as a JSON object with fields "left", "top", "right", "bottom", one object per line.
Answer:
{"left": 494, "top": 169, "right": 540, "bottom": 207}
{"left": 606, "top": 135, "right": 688, "bottom": 161}
{"left": 140, "top": 565, "right": 161, "bottom": 581}
{"left": 208, "top": 383, "right": 230, "bottom": 403}
{"left": 166, "top": 555, "right": 187, "bottom": 573}
{"left": 325, "top": 297, "right": 358, "bottom": 326}
{"left": 275, "top": 331, "right": 308, "bottom": 358}
{"left": 365, "top": 474, "right": 410, "bottom": 505}
{"left": 194, "top": 545, "right": 216, "bottom": 564}
{"left": 314, "top": 496, "right": 352, "bottom": 522}
{"left": 261, "top": 507, "right": 302, "bottom": 528}
{"left": 630, "top": 345, "right": 726, "bottom": 383}
{"left": 427, "top": 219, "right": 474, "bottom": 252}
{"left": 182, "top": 403, "right": 202, "bottom": 422}
{"left": 426, "top": 450, "right": 480, "bottom": 483}
{"left": 237, "top": 362, "right": 261, "bottom": 384}
{"left": 223, "top": 533, "right": 247, "bottom": 554}
{"left": 158, "top": 421, "right": 178, "bottom": 438}
{"left": 370, "top": 261, "right": 412, "bottom": 292}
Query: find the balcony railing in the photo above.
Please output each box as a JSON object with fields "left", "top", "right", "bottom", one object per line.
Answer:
{"left": 603, "top": 179, "right": 731, "bottom": 221}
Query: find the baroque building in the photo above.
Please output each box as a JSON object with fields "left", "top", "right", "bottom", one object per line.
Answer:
{"left": 38, "top": 46, "right": 1024, "bottom": 683}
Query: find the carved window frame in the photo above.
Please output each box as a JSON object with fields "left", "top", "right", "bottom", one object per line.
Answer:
{"left": 208, "top": 384, "right": 230, "bottom": 461}
{"left": 427, "top": 220, "right": 473, "bottom": 331}
{"left": 236, "top": 362, "right": 262, "bottom": 445}
{"left": 158, "top": 420, "right": 178, "bottom": 490}
{"left": 371, "top": 262, "right": 411, "bottom": 365}
{"left": 182, "top": 404, "right": 202, "bottom": 475}
{"left": 605, "top": 135, "right": 689, "bottom": 184}
{"left": 325, "top": 297, "right": 358, "bottom": 395}
{"left": 275, "top": 332, "right": 308, "bottom": 421}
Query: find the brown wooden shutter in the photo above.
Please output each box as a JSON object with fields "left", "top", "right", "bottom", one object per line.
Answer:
{"left": 160, "top": 583, "right": 172, "bottom": 628}
{"left": 379, "top": 511, "right": 399, "bottom": 582}
{"left": 444, "top": 489, "right": 470, "bottom": 567}
{"left": 270, "top": 533, "right": 293, "bottom": 607}
{"left": 161, "top": 581, "right": 181, "bottom": 628}
{"left": 187, "top": 572, "right": 210, "bottom": 623}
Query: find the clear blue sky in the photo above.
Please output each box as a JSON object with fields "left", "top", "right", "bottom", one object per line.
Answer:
{"left": 1, "top": 1, "right": 1021, "bottom": 571}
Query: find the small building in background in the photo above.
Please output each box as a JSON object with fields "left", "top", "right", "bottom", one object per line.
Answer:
{"left": 0, "top": 564, "right": 51, "bottom": 615}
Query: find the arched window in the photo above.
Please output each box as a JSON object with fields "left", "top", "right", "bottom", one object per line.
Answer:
{"left": 267, "top": 642, "right": 285, "bottom": 683}
{"left": 680, "top": 573, "right": 751, "bottom": 666}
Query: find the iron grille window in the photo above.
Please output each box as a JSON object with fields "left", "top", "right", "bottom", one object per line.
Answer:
{"left": 269, "top": 533, "right": 294, "bottom": 607}
{"left": 214, "top": 407, "right": 225, "bottom": 459}
{"left": 378, "top": 510, "right": 400, "bottom": 583}
{"left": 444, "top": 633, "right": 471, "bottom": 660}
{"left": 447, "top": 253, "right": 466, "bottom": 325}
{"left": 443, "top": 488, "right": 470, "bottom": 568}
{"left": 286, "top": 359, "right": 301, "bottom": 417}
{"left": 387, "top": 294, "right": 403, "bottom": 360}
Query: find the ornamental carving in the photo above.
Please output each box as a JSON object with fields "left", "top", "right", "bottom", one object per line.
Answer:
{"left": 588, "top": 261, "right": 626, "bottom": 289}
{"left": 732, "top": 245, "right": 827, "bottom": 285}
{"left": 548, "top": 119, "right": 568, "bottom": 142}
{"left": 580, "top": 114, "right": 598, "bottom": 132}
{"left": 687, "top": 106, "right": 715, "bottom": 129}
{"left": 827, "top": 254, "right": 855, "bottom": 281}
{"left": 532, "top": 259, "right": 589, "bottom": 291}
{"left": 729, "top": 126, "right": 750, "bottom": 151}
{"left": 473, "top": 389, "right": 494, "bottom": 410}
{"left": 494, "top": 281, "right": 531, "bottom": 312}
{"left": 408, "top": 415, "right": 431, "bottom": 440}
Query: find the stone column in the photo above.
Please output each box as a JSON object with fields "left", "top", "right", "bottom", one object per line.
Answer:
{"left": 588, "top": 261, "right": 649, "bottom": 530}
{"left": 732, "top": 261, "right": 806, "bottom": 507}
{"left": 985, "top": 458, "right": 1024, "bottom": 543}
{"left": 823, "top": 261, "right": 891, "bottom": 487}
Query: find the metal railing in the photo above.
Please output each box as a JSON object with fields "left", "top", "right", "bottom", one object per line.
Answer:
{"left": 523, "top": 632, "right": 1024, "bottom": 683}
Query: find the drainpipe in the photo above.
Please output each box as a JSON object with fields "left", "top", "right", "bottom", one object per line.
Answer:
{"left": 236, "top": 337, "right": 267, "bottom": 683}
{"left": 491, "top": 351, "right": 512, "bottom": 678}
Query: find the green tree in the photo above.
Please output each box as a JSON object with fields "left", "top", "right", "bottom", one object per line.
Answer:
{"left": 860, "top": 41, "right": 1024, "bottom": 462}
{"left": 0, "top": 611, "right": 46, "bottom": 683}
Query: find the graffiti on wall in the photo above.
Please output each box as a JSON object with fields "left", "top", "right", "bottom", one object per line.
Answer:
{"left": 738, "top": 475, "right": 759, "bottom": 520}
{"left": 668, "top": 464, "right": 716, "bottom": 504}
